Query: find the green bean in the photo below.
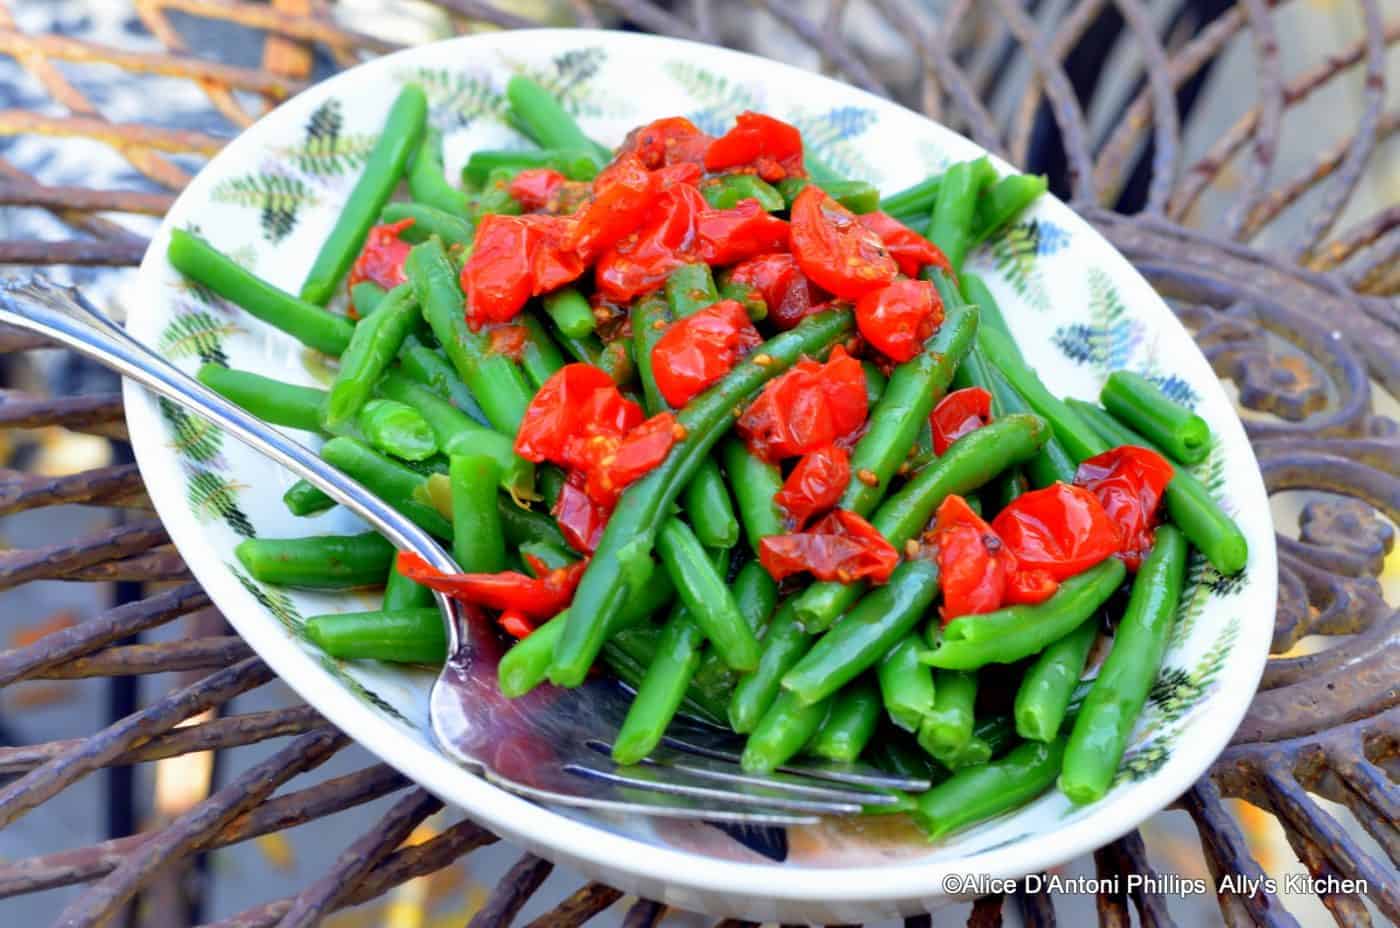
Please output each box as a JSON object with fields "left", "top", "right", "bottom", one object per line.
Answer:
{"left": 631, "top": 293, "right": 671, "bottom": 414}
{"left": 168, "top": 230, "right": 355, "bottom": 356}
{"left": 777, "top": 176, "right": 880, "bottom": 213}
{"left": 983, "top": 365, "right": 1077, "bottom": 486}
{"left": 927, "top": 157, "right": 996, "bottom": 273}
{"left": 920, "top": 729, "right": 993, "bottom": 771}
{"left": 383, "top": 560, "right": 434, "bottom": 610}
{"left": 919, "top": 669, "right": 977, "bottom": 755}
{"left": 406, "top": 126, "right": 471, "bottom": 216}
{"left": 197, "top": 364, "right": 326, "bottom": 434}
{"left": 807, "top": 678, "right": 881, "bottom": 763}
{"left": 611, "top": 606, "right": 705, "bottom": 764}
{"left": 700, "top": 174, "right": 785, "bottom": 211}
{"left": 551, "top": 310, "right": 854, "bottom": 686}
{"left": 518, "top": 540, "right": 577, "bottom": 574}
{"left": 720, "top": 437, "right": 786, "bottom": 554}
{"left": 1101, "top": 371, "right": 1211, "bottom": 466}
{"left": 505, "top": 76, "right": 611, "bottom": 163}
{"left": 324, "top": 284, "right": 418, "bottom": 430}
{"left": 922, "top": 558, "right": 1127, "bottom": 669}
{"left": 728, "top": 602, "right": 807, "bottom": 734}
{"left": 911, "top": 737, "right": 1066, "bottom": 839}
{"left": 878, "top": 174, "right": 941, "bottom": 218}
{"left": 958, "top": 273, "right": 1013, "bottom": 344}
{"left": 351, "top": 281, "right": 388, "bottom": 316}
{"left": 793, "top": 413, "right": 1049, "bottom": 632}
{"left": 1015, "top": 614, "right": 1098, "bottom": 742}
{"left": 1061, "top": 527, "right": 1187, "bottom": 803}
{"left": 877, "top": 635, "right": 936, "bottom": 731}
{"left": 690, "top": 559, "right": 779, "bottom": 701}
{"left": 655, "top": 518, "right": 758, "bottom": 670}
{"left": 495, "top": 494, "right": 568, "bottom": 550}
{"left": 235, "top": 532, "right": 394, "bottom": 589}
{"left": 358, "top": 398, "right": 437, "bottom": 461}
{"left": 406, "top": 238, "right": 534, "bottom": 433}
{"left": 665, "top": 263, "right": 719, "bottom": 317}
{"left": 516, "top": 313, "right": 567, "bottom": 389}
{"left": 449, "top": 454, "right": 506, "bottom": 573}
{"left": 377, "top": 371, "right": 534, "bottom": 498}
{"left": 301, "top": 85, "right": 427, "bottom": 305}
{"left": 381, "top": 201, "right": 474, "bottom": 248}
{"left": 836, "top": 300, "right": 978, "bottom": 522}
{"left": 462, "top": 147, "right": 601, "bottom": 188}
{"left": 537, "top": 464, "right": 565, "bottom": 509}
{"left": 802, "top": 152, "right": 843, "bottom": 186}
{"left": 305, "top": 608, "right": 446, "bottom": 664}
{"left": 869, "top": 731, "right": 945, "bottom": 784}
{"left": 283, "top": 480, "right": 335, "bottom": 517}
{"left": 498, "top": 571, "right": 674, "bottom": 698}
{"left": 971, "top": 173, "right": 1047, "bottom": 246}
{"left": 981, "top": 327, "right": 1108, "bottom": 463}
{"left": 715, "top": 275, "right": 768, "bottom": 321}
{"left": 472, "top": 167, "right": 524, "bottom": 220}
{"left": 397, "top": 338, "right": 489, "bottom": 425}
{"left": 741, "top": 689, "right": 831, "bottom": 774}
{"left": 542, "top": 287, "right": 596, "bottom": 339}
{"left": 320, "top": 436, "right": 452, "bottom": 539}
{"left": 1068, "top": 399, "right": 1248, "bottom": 575}
{"left": 860, "top": 361, "right": 888, "bottom": 407}
{"left": 782, "top": 560, "right": 941, "bottom": 705}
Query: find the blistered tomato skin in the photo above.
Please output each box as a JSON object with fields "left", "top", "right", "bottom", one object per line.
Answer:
{"left": 929, "top": 495, "right": 1016, "bottom": 620}
{"left": 855, "top": 278, "right": 943, "bottom": 363}
{"left": 396, "top": 552, "right": 587, "bottom": 619}
{"left": 349, "top": 218, "right": 415, "bottom": 294}
{"left": 931, "top": 387, "right": 993, "bottom": 455}
{"left": 650, "top": 299, "right": 763, "bottom": 408}
{"left": 758, "top": 508, "right": 899, "bottom": 584}
{"left": 568, "top": 154, "right": 656, "bottom": 261}
{"left": 513, "top": 364, "right": 640, "bottom": 467}
{"left": 1074, "top": 445, "right": 1175, "bottom": 570}
{"left": 461, "top": 214, "right": 586, "bottom": 328}
{"left": 728, "top": 253, "right": 824, "bottom": 330}
{"left": 857, "top": 211, "right": 955, "bottom": 279}
{"left": 509, "top": 169, "right": 567, "bottom": 212}
{"left": 991, "top": 483, "right": 1123, "bottom": 582}
{"left": 736, "top": 345, "right": 868, "bottom": 462}
{"left": 553, "top": 471, "right": 609, "bottom": 553}
{"left": 703, "top": 111, "right": 805, "bottom": 181}
{"left": 790, "top": 186, "right": 898, "bottom": 300}
{"left": 774, "top": 444, "right": 850, "bottom": 528}
{"left": 618, "top": 116, "right": 712, "bottom": 169}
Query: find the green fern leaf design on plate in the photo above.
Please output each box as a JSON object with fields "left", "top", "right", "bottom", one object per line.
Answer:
{"left": 231, "top": 564, "right": 303, "bottom": 634}
{"left": 1052, "top": 267, "right": 1145, "bottom": 368}
{"left": 274, "top": 98, "right": 376, "bottom": 178}
{"left": 400, "top": 66, "right": 506, "bottom": 129}
{"left": 789, "top": 106, "right": 878, "bottom": 181}
{"left": 1169, "top": 548, "right": 1212, "bottom": 648}
{"left": 1116, "top": 740, "right": 1170, "bottom": 784}
{"left": 663, "top": 60, "right": 763, "bottom": 136}
{"left": 186, "top": 470, "right": 254, "bottom": 538}
{"left": 211, "top": 171, "right": 319, "bottom": 243}
{"left": 318, "top": 654, "right": 409, "bottom": 722}
{"left": 985, "top": 219, "right": 1066, "bottom": 312}
{"left": 159, "top": 397, "right": 224, "bottom": 466}
{"left": 1145, "top": 373, "right": 1200, "bottom": 408}
{"left": 157, "top": 311, "right": 241, "bottom": 366}
{"left": 1151, "top": 616, "right": 1240, "bottom": 728}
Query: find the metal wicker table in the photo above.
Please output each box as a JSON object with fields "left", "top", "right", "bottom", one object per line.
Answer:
{"left": 0, "top": 1, "right": 1395, "bottom": 925}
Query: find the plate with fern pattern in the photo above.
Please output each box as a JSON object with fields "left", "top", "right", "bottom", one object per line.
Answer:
{"left": 123, "top": 30, "right": 1275, "bottom": 922}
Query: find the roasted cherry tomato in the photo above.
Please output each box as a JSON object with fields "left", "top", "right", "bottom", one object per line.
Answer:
{"left": 568, "top": 153, "right": 655, "bottom": 260}
{"left": 703, "top": 111, "right": 805, "bottom": 182}
{"left": 553, "top": 470, "right": 610, "bottom": 554}
{"left": 774, "top": 444, "right": 850, "bottom": 528}
{"left": 1074, "top": 445, "right": 1175, "bottom": 570}
{"left": 617, "top": 116, "right": 712, "bottom": 169}
{"left": 857, "top": 211, "right": 955, "bottom": 279}
{"left": 461, "top": 214, "right": 586, "bottom": 328}
{"left": 594, "top": 184, "right": 705, "bottom": 302}
{"left": 991, "top": 483, "right": 1123, "bottom": 582}
{"left": 759, "top": 508, "right": 898, "bottom": 584}
{"left": 929, "top": 495, "right": 1018, "bottom": 621}
{"left": 514, "top": 363, "right": 643, "bottom": 469}
{"left": 696, "top": 199, "right": 789, "bottom": 266}
{"left": 485, "top": 324, "right": 528, "bottom": 361}
{"left": 497, "top": 609, "right": 536, "bottom": 639}
{"left": 727, "top": 253, "right": 825, "bottom": 330}
{"left": 584, "top": 411, "right": 678, "bottom": 505}
{"left": 931, "top": 387, "right": 992, "bottom": 455}
{"left": 509, "top": 168, "right": 567, "bottom": 212}
{"left": 348, "top": 217, "right": 414, "bottom": 299}
{"left": 855, "top": 278, "right": 943, "bottom": 363}
{"left": 737, "top": 345, "right": 868, "bottom": 461}
{"left": 1004, "top": 568, "right": 1058, "bottom": 605}
{"left": 650, "top": 299, "right": 763, "bottom": 407}
{"left": 790, "top": 186, "right": 897, "bottom": 300}
{"left": 396, "top": 552, "right": 587, "bottom": 619}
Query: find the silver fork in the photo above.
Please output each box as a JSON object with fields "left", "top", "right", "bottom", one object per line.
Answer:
{"left": 0, "top": 276, "right": 931, "bottom": 825}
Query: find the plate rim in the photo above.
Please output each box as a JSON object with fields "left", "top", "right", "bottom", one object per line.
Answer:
{"left": 122, "top": 26, "right": 1277, "bottom": 910}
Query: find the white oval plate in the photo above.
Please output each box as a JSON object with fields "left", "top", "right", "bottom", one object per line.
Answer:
{"left": 125, "top": 29, "right": 1275, "bottom": 923}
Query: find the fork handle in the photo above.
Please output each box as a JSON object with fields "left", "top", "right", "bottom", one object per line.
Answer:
{"left": 0, "top": 275, "right": 465, "bottom": 641}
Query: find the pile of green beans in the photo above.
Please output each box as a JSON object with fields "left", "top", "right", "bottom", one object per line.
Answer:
{"left": 169, "top": 76, "right": 1248, "bottom": 840}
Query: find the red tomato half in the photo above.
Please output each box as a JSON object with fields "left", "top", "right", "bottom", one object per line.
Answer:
{"left": 461, "top": 214, "right": 586, "bottom": 328}
{"left": 348, "top": 217, "right": 414, "bottom": 299}
{"left": 991, "top": 483, "right": 1123, "bottom": 582}
{"left": 857, "top": 211, "right": 955, "bottom": 279}
{"left": 737, "top": 345, "right": 868, "bottom": 461}
{"left": 584, "top": 411, "right": 678, "bottom": 506}
{"left": 1074, "top": 445, "right": 1175, "bottom": 570}
{"left": 774, "top": 444, "right": 850, "bottom": 528}
{"left": 696, "top": 199, "right": 790, "bottom": 266}
{"left": 931, "top": 387, "right": 993, "bottom": 455}
{"left": 759, "top": 508, "right": 898, "bottom": 584}
{"left": 594, "top": 183, "right": 705, "bottom": 303}
{"left": 703, "top": 111, "right": 805, "bottom": 182}
{"left": 509, "top": 169, "right": 566, "bottom": 212}
{"left": 396, "top": 552, "right": 586, "bottom": 620}
{"left": 552, "top": 471, "right": 610, "bottom": 554}
{"left": 568, "top": 153, "right": 655, "bottom": 260}
{"left": 513, "top": 363, "right": 643, "bottom": 469}
{"left": 727, "top": 253, "right": 825, "bottom": 330}
{"left": 617, "top": 116, "right": 712, "bottom": 169}
{"left": 790, "top": 186, "right": 897, "bottom": 300}
{"left": 929, "top": 495, "right": 1017, "bottom": 621}
{"left": 651, "top": 300, "right": 763, "bottom": 407}
{"left": 855, "top": 279, "right": 943, "bottom": 363}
